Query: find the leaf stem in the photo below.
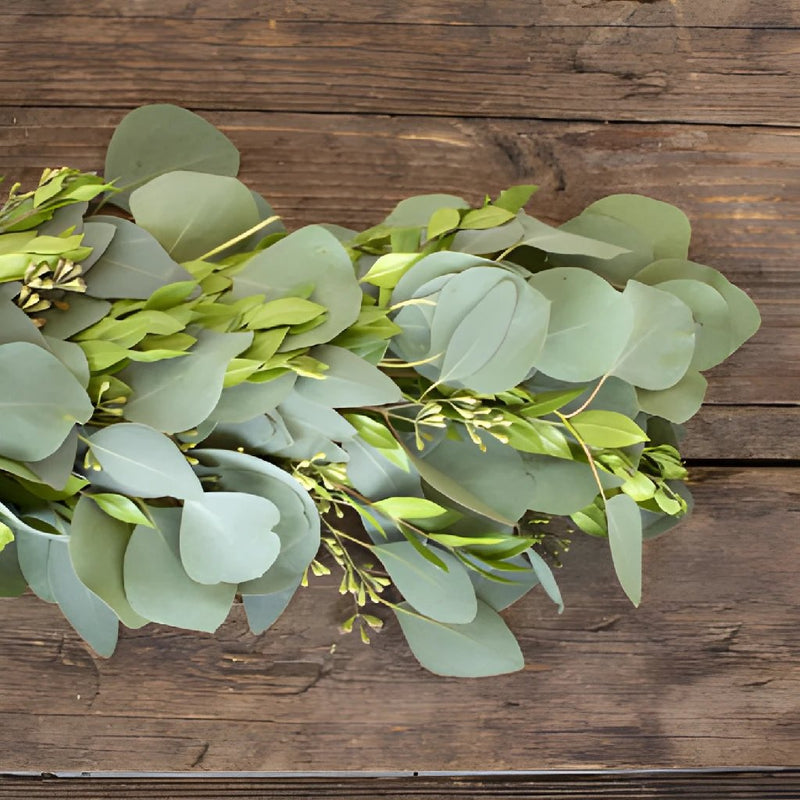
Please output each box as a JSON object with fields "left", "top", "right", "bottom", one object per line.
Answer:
{"left": 196, "top": 215, "right": 281, "bottom": 261}
{"left": 557, "top": 412, "right": 607, "bottom": 508}
{"left": 561, "top": 373, "right": 609, "bottom": 419}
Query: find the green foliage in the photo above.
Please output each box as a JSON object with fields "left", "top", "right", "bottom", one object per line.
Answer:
{"left": 0, "top": 104, "right": 760, "bottom": 675}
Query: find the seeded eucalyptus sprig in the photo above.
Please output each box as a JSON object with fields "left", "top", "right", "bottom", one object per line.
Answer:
{"left": 0, "top": 104, "right": 759, "bottom": 677}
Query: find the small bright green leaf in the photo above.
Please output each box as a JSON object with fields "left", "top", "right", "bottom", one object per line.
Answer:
{"left": 571, "top": 499, "right": 607, "bottom": 537}
{"left": 504, "top": 416, "right": 573, "bottom": 459}
{"left": 372, "top": 496, "right": 448, "bottom": 520}
{"left": 426, "top": 207, "right": 462, "bottom": 240}
{"left": 519, "top": 388, "right": 587, "bottom": 418}
{"left": 461, "top": 205, "right": 517, "bottom": 230}
{"left": 245, "top": 297, "right": 326, "bottom": 329}
{"left": 495, "top": 185, "right": 538, "bottom": 213}
{"left": 0, "top": 521, "right": 13, "bottom": 553}
{"left": 570, "top": 410, "right": 649, "bottom": 448}
{"left": 232, "top": 226, "right": 362, "bottom": 350}
{"left": 87, "top": 493, "right": 153, "bottom": 528}
{"left": 361, "top": 253, "right": 420, "bottom": 289}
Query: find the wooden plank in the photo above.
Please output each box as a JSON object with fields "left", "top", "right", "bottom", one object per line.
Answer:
{"left": 0, "top": 467, "right": 797, "bottom": 771}
{"left": 2, "top": 0, "right": 799, "bottom": 27}
{"left": 683, "top": 406, "right": 800, "bottom": 462}
{"left": 0, "top": 18, "right": 799, "bottom": 124}
{"left": 1, "top": 109, "right": 796, "bottom": 406}
{"left": 2, "top": 770, "right": 800, "bottom": 799}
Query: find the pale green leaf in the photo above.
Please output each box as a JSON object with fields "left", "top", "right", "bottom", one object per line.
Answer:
{"left": 583, "top": 194, "right": 691, "bottom": 261}
{"left": 385, "top": 194, "right": 468, "bottom": 227}
{"left": 294, "top": 345, "right": 401, "bottom": 407}
{"left": 394, "top": 599, "right": 524, "bottom": 677}
{"left": 121, "top": 329, "right": 252, "bottom": 433}
{"left": 88, "top": 423, "right": 203, "bottom": 500}
{"left": 130, "top": 171, "right": 260, "bottom": 263}
{"left": 180, "top": 492, "right": 281, "bottom": 585}
{"left": 69, "top": 495, "right": 149, "bottom": 629}
{"left": 86, "top": 216, "right": 194, "bottom": 299}
{"left": 0, "top": 342, "right": 92, "bottom": 461}
{"left": 242, "top": 578, "right": 301, "bottom": 635}
{"left": 637, "top": 370, "right": 708, "bottom": 424}
{"left": 105, "top": 103, "right": 240, "bottom": 210}
{"left": 48, "top": 539, "right": 119, "bottom": 656}
{"left": 231, "top": 226, "right": 362, "bottom": 350}
{"left": 610, "top": 281, "right": 696, "bottom": 390}
{"left": 124, "top": 507, "right": 236, "bottom": 632}
{"left": 374, "top": 541, "right": 477, "bottom": 624}
{"left": 606, "top": 493, "right": 643, "bottom": 606}
{"left": 529, "top": 267, "right": 633, "bottom": 382}
{"left": 516, "top": 214, "right": 630, "bottom": 259}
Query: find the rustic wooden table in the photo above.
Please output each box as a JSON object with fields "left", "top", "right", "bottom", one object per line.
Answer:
{"left": 0, "top": 0, "right": 798, "bottom": 796}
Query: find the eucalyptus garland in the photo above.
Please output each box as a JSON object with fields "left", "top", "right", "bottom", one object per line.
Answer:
{"left": 0, "top": 105, "right": 759, "bottom": 677}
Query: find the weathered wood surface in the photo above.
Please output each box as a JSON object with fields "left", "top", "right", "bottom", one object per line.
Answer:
{"left": 0, "top": 110, "right": 796, "bottom": 408}
{"left": 0, "top": 469, "right": 798, "bottom": 771}
{"left": 1, "top": 12, "right": 799, "bottom": 124}
{"left": 4, "top": 0, "right": 800, "bottom": 27}
{"left": 2, "top": 770, "right": 800, "bottom": 799}
{"left": 0, "top": 0, "right": 798, "bottom": 780}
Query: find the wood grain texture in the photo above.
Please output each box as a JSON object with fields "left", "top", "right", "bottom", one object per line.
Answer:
{"left": 0, "top": 15, "right": 799, "bottom": 124}
{"left": 1, "top": 109, "right": 795, "bottom": 406}
{"left": 2, "top": 770, "right": 800, "bottom": 799}
{"left": 3, "top": 0, "right": 800, "bottom": 27}
{"left": 0, "top": 468, "right": 797, "bottom": 772}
